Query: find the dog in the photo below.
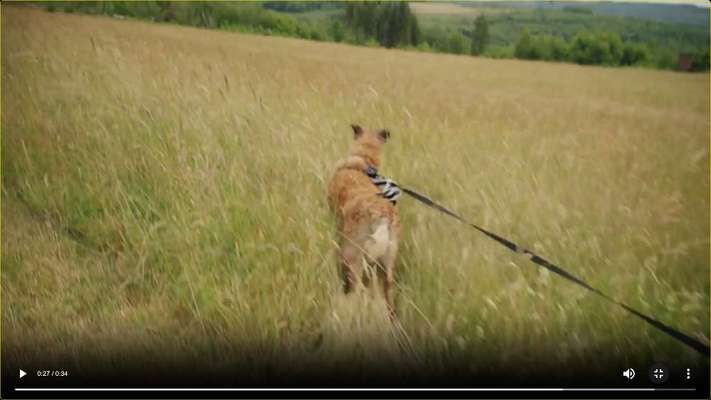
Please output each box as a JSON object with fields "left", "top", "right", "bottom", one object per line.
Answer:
{"left": 327, "top": 124, "right": 401, "bottom": 318}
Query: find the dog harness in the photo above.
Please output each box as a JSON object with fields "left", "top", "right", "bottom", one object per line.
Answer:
{"left": 366, "top": 165, "right": 401, "bottom": 204}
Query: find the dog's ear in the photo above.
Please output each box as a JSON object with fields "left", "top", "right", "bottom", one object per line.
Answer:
{"left": 351, "top": 124, "right": 363, "bottom": 139}
{"left": 378, "top": 129, "right": 390, "bottom": 142}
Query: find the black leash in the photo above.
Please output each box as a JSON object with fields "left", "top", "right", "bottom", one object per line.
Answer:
{"left": 400, "top": 186, "right": 710, "bottom": 357}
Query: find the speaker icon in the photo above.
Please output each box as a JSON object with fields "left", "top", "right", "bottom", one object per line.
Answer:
{"left": 623, "top": 368, "right": 636, "bottom": 380}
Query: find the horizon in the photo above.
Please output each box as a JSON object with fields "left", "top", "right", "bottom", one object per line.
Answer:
{"left": 446, "top": 0, "right": 710, "bottom": 8}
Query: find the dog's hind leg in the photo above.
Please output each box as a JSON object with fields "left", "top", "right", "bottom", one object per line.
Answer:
{"left": 339, "top": 240, "right": 364, "bottom": 294}
{"left": 377, "top": 240, "right": 398, "bottom": 320}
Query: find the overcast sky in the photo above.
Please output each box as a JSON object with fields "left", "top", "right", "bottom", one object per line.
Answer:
{"left": 465, "top": 0, "right": 710, "bottom": 7}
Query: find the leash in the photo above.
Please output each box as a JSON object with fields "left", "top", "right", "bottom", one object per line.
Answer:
{"left": 399, "top": 185, "right": 710, "bottom": 357}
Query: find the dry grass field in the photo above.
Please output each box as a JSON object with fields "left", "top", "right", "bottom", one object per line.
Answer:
{"left": 409, "top": 2, "right": 485, "bottom": 15}
{"left": 409, "top": 2, "right": 509, "bottom": 17}
{"left": 2, "top": 6, "right": 709, "bottom": 384}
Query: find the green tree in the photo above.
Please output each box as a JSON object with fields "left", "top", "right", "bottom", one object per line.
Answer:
{"left": 568, "top": 32, "right": 625, "bottom": 65}
{"left": 470, "top": 15, "right": 489, "bottom": 56}
{"left": 549, "top": 36, "right": 569, "bottom": 61}
{"left": 529, "top": 36, "right": 551, "bottom": 60}
{"left": 330, "top": 20, "right": 345, "bottom": 42}
{"left": 345, "top": 2, "right": 355, "bottom": 23}
{"left": 394, "top": 1, "right": 410, "bottom": 46}
{"left": 653, "top": 47, "right": 677, "bottom": 70}
{"left": 383, "top": 3, "right": 402, "bottom": 48}
{"left": 448, "top": 32, "right": 467, "bottom": 54}
{"left": 569, "top": 32, "right": 606, "bottom": 64}
{"left": 344, "top": 2, "right": 420, "bottom": 48}
{"left": 409, "top": 13, "right": 420, "bottom": 46}
{"left": 422, "top": 26, "right": 449, "bottom": 53}
{"left": 620, "top": 43, "right": 651, "bottom": 66}
{"left": 514, "top": 28, "right": 533, "bottom": 59}
{"left": 601, "top": 32, "right": 624, "bottom": 65}
{"left": 691, "top": 49, "right": 710, "bottom": 71}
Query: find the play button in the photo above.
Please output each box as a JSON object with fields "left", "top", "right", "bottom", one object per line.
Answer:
{"left": 19, "top": 369, "right": 26, "bottom": 378}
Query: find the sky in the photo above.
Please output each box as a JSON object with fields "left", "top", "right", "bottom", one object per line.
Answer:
{"left": 463, "top": 0, "right": 710, "bottom": 7}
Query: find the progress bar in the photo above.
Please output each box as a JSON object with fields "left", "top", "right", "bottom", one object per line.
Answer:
{"left": 15, "top": 387, "right": 697, "bottom": 391}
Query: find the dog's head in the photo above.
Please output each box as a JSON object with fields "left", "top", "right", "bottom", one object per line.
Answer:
{"left": 348, "top": 124, "right": 390, "bottom": 168}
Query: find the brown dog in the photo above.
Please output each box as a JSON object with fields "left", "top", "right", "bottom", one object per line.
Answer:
{"left": 327, "top": 124, "right": 401, "bottom": 317}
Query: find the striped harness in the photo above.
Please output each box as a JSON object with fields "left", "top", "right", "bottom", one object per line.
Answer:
{"left": 366, "top": 165, "right": 401, "bottom": 204}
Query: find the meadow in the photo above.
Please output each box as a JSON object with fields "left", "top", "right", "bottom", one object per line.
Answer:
{"left": 2, "top": 6, "right": 709, "bottom": 385}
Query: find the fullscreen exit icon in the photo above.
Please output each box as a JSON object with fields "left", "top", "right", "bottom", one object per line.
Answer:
{"left": 649, "top": 364, "right": 669, "bottom": 384}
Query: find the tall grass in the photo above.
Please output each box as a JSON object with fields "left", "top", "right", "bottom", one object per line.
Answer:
{"left": 2, "top": 6, "right": 709, "bottom": 382}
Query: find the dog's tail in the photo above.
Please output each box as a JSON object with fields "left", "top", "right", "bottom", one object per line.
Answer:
{"left": 364, "top": 217, "right": 391, "bottom": 261}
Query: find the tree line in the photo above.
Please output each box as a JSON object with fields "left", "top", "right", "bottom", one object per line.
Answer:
{"left": 261, "top": 2, "right": 343, "bottom": 14}
{"left": 41, "top": 1, "right": 708, "bottom": 72}
{"left": 419, "top": 17, "right": 707, "bottom": 71}
{"left": 514, "top": 29, "right": 709, "bottom": 70}
{"left": 45, "top": 1, "right": 334, "bottom": 41}
{"left": 344, "top": 2, "right": 420, "bottom": 48}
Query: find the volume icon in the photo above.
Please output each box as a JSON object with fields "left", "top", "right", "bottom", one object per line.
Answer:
{"left": 623, "top": 368, "right": 636, "bottom": 380}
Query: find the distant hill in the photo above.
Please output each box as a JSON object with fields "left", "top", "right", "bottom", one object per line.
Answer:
{"left": 454, "top": 1, "right": 709, "bottom": 27}
{"left": 37, "top": 1, "right": 709, "bottom": 71}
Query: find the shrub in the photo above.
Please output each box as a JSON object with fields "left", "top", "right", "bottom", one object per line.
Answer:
{"left": 549, "top": 36, "right": 569, "bottom": 61}
{"left": 309, "top": 29, "right": 324, "bottom": 41}
{"left": 330, "top": 21, "right": 345, "bottom": 43}
{"left": 422, "top": 26, "right": 449, "bottom": 53}
{"left": 364, "top": 38, "right": 380, "bottom": 47}
{"left": 621, "top": 43, "right": 651, "bottom": 66}
{"left": 691, "top": 49, "right": 710, "bottom": 71}
{"left": 514, "top": 28, "right": 533, "bottom": 59}
{"left": 485, "top": 45, "right": 514, "bottom": 59}
{"left": 416, "top": 41, "right": 432, "bottom": 52}
{"left": 653, "top": 47, "right": 677, "bottom": 70}
{"left": 447, "top": 32, "right": 468, "bottom": 55}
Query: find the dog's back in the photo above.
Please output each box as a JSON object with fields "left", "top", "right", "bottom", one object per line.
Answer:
{"left": 328, "top": 125, "right": 400, "bottom": 317}
{"left": 329, "top": 163, "right": 399, "bottom": 256}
